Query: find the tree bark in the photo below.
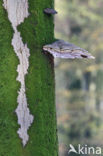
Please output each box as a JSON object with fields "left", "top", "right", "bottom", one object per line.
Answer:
{"left": 0, "top": 0, "right": 58, "bottom": 155}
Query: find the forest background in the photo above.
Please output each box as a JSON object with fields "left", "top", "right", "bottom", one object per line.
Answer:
{"left": 55, "top": 0, "right": 103, "bottom": 155}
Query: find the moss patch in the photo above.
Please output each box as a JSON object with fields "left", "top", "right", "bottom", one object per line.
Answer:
{"left": 0, "top": 1, "right": 23, "bottom": 155}
{"left": 0, "top": 0, "right": 58, "bottom": 155}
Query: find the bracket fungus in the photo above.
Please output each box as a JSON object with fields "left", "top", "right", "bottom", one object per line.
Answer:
{"left": 44, "top": 8, "right": 57, "bottom": 15}
{"left": 43, "top": 40, "right": 95, "bottom": 59}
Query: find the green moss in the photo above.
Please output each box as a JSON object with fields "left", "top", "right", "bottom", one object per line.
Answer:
{"left": 0, "top": 0, "right": 58, "bottom": 155}
{"left": 0, "top": 1, "right": 23, "bottom": 155}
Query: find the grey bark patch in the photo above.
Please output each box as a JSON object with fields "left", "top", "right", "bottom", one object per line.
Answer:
{"left": 3, "top": 0, "right": 34, "bottom": 147}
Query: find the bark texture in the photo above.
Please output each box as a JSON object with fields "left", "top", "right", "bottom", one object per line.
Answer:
{"left": 0, "top": 0, "right": 58, "bottom": 155}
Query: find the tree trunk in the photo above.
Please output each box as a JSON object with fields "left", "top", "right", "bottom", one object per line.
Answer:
{"left": 0, "top": 0, "right": 58, "bottom": 155}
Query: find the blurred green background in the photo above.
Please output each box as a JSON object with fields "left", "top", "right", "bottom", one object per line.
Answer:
{"left": 54, "top": 0, "right": 103, "bottom": 155}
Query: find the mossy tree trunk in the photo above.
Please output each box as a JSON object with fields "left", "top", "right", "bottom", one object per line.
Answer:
{"left": 0, "top": 0, "right": 58, "bottom": 155}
